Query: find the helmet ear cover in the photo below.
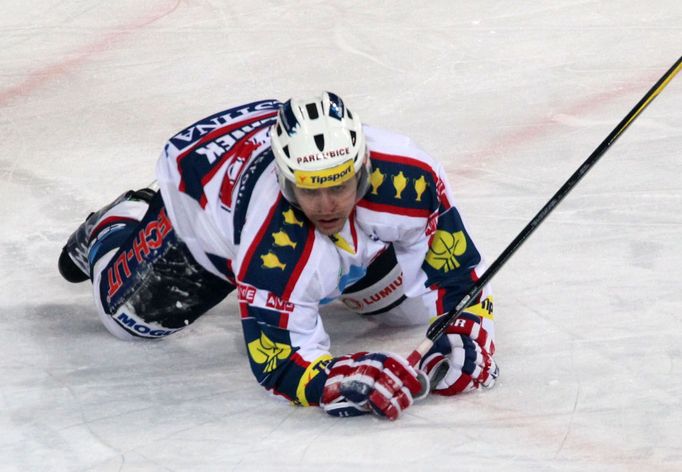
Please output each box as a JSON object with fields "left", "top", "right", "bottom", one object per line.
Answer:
{"left": 271, "top": 91, "right": 369, "bottom": 205}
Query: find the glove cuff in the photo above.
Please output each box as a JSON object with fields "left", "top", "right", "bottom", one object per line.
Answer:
{"left": 420, "top": 352, "right": 450, "bottom": 392}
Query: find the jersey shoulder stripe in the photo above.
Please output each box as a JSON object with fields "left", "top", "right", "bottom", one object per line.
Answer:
{"left": 238, "top": 196, "right": 315, "bottom": 297}
{"left": 358, "top": 150, "right": 441, "bottom": 217}
{"left": 230, "top": 148, "right": 275, "bottom": 245}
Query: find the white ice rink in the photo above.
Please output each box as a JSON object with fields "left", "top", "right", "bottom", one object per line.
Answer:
{"left": 1, "top": 1, "right": 681, "bottom": 470}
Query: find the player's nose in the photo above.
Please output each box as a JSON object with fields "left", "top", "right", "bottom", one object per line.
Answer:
{"left": 315, "top": 190, "right": 337, "bottom": 213}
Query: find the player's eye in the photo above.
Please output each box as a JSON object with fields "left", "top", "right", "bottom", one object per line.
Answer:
{"left": 330, "top": 180, "right": 353, "bottom": 194}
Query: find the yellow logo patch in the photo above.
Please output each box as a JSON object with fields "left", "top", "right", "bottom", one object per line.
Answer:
{"left": 293, "top": 160, "right": 355, "bottom": 189}
{"left": 261, "top": 252, "right": 286, "bottom": 270}
{"left": 330, "top": 233, "right": 355, "bottom": 255}
{"left": 295, "top": 354, "right": 333, "bottom": 406}
{"left": 247, "top": 332, "right": 292, "bottom": 373}
{"left": 369, "top": 167, "right": 385, "bottom": 195}
{"left": 392, "top": 171, "right": 408, "bottom": 199}
{"left": 425, "top": 230, "right": 467, "bottom": 272}
{"left": 283, "top": 209, "right": 304, "bottom": 227}
{"left": 414, "top": 175, "right": 428, "bottom": 202}
{"left": 272, "top": 230, "right": 297, "bottom": 249}
{"left": 464, "top": 295, "right": 495, "bottom": 321}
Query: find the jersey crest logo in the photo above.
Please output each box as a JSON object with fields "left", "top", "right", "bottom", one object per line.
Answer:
{"left": 247, "top": 333, "right": 292, "bottom": 373}
{"left": 283, "top": 209, "right": 304, "bottom": 227}
{"left": 272, "top": 230, "right": 297, "bottom": 249}
{"left": 392, "top": 171, "right": 408, "bottom": 199}
{"left": 425, "top": 230, "right": 467, "bottom": 272}
{"left": 370, "top": 167, "right": 385, "bottom": 195}
{"left": 261, "top": 252, "right": 286, "bottom": 270}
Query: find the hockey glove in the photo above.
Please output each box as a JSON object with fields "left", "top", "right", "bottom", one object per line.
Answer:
{"left": 320, "top": 352, "right": 423, "bottom": 420}
{"left": 420, "top": 313, "right": 499, "bottom": 395}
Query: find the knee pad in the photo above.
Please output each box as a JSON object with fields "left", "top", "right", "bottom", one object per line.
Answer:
{"left": 92, "top": 194, "right": 234, "bottom": 339}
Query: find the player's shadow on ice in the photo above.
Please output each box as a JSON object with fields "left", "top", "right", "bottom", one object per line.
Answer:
{"left": 319, "top": 302, "right": 424, "bottom": 353}
{"left": 28, "top": 302, "right": 111, "bottom": 337}
{"left": 26, "top": 299, "right": 422, "bottom": 360}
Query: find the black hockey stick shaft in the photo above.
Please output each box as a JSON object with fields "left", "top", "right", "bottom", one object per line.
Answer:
{"left": 408, "top": 56, "right": 681, "bottom": 367}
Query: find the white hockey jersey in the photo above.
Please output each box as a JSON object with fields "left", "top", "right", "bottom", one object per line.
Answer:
{"left": 156, "top": 99, "right": 493, "bottom": 405}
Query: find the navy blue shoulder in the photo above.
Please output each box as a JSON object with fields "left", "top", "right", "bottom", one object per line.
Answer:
{"left": 232, "top": 148, "right": 275, "bottom": 245}
{"left": 239, "top": 197, "right": 315, "bottom": 297}
{"left": 358, "top": 150, "right": 440, "bottom": 217}
{"left": 169, "top": 99, "right": 281, "bottom": 151}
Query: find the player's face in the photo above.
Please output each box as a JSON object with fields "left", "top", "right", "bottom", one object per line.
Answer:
{"left": 292, "top": 177, "right": 358, "bottom": 235}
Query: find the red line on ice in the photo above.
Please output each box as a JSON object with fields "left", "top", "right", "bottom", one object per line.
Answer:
{"left": 0, "top": 0, "right": 181, "bottom": 107}
{"left": 458, "top": 71, "right": 664, "bottom": 176}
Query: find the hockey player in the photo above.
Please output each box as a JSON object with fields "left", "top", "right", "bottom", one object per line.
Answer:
{"left": 58, "top": 92, "right": 498, "bottom": 420}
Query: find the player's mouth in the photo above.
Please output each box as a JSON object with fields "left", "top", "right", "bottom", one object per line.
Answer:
{"left": 315, "top": 216, "right": 344, "bottom": 234}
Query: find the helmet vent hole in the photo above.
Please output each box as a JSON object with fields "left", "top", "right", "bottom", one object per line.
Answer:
{"left": 346, "top": 108, "right": 353, "bottom": 119}
{"left": 282, "top": 145, "right": 290, "bottom": 158}
{"left": 314, "top": 134, "right": 325, "bottom": 151}
{"left": 306, "top": 103, "right": 319, "bottom": 120}
{"left": 350, "top": 130, "right": 357, "bottom": 146}
{"left": 276, "top": 124, "right": 282, "bottom": 136}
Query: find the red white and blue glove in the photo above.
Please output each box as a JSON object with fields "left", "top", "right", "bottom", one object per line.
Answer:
{"left": 420, "top": 313, "right": 499, "bottom": 395}
{"left": 320, "top": 352, "right": 424, "bottom": 420}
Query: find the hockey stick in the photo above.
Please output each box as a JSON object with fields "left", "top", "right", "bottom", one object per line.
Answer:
{"left": 408, "top": 56, "right": 682, "bottom": 375}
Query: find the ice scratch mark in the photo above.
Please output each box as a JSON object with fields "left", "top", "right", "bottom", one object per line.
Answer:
{"left": 332, "top": 26, "right": 405, "bottom": 73}
{"left": 554, "top": 339, "right": 581, "bottom": 459}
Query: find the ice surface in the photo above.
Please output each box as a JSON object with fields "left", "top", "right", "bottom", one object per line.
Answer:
{"left": 1, "top": 1, "right": 681, "bottom": 471}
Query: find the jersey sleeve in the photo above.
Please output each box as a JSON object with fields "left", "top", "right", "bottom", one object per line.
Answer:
{"left": 235, "top": 197, "right": 333, "bottom": 406}
{"left": 416, "top": 160, "right": 494, "bottom": 332}
{"left": 359, "top": 129, "right": 494, "bottom": 338}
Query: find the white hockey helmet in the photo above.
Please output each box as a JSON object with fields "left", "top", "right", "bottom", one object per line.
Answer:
{"left": 271, "top": 92, "right": 371, "bottom": 204}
